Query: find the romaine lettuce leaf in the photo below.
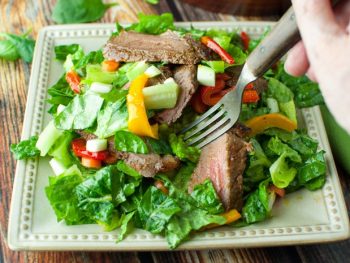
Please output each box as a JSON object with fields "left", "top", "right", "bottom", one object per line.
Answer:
{"left": 95, "top": 98, "right": 128, "bottom": 139}
{"left": 169, "top": 133, "right": 200, "bottom": 163}
{"left": 137, "top": 186, "right": 181, "bottom": 234}
{"left": 116, "top": 211, "right": 135, "bottom": 242}
{"left": 267, "top": 137, "right": 301, "bottom": 163}
{"left": 75, "top": 165, "right": 122, "bottom": 230}
{"left": 45, "top": 165, "right": 90, "bottom": 225}
{"left": 144, "top": 137, "right": 172, "bottom": 155}
{"left": 190, "top": 179, "right": 224, "bottom": 214}
{"left": 47, "top": 75, "right": 74, "bottom": 114}
{"left": 242, "top": 180, "right": 270, "bottom": 224}
{"left": 269, "top": 152, "right": 297, "bottom": 188}
{"left": 54, "top": 93, "right": 104, "bottom": 130}
{"left": 54, "top": 44, "right": 81, "bottom": 61}
{"left": 48, "top": 131, "right": 76, "bottom": 167}
{"left": 172, "top": 162, "right": 196, "bottom": 192}
{"left": 10, "top": 136, "right": 40, "bottom": 160}
{"left": 298, "top": 151, "right": 326, "bottom": 191}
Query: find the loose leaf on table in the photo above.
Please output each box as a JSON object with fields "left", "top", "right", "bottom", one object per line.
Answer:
{"left": 0, "top": 31, "right": 35, "bottom": 62}
{"left": 54, "top": 93, "right": 104, "bottom": 130}
{"left": 169, "top": 133, "right": 201, "bottom": 163}
{"left": 52, "top": 0, "right": 118, "bottom": 24}
{"left": 95, "top": 98, "right": 128, "bottom": 139}
{"left": 10, "top": 136, "right": 40, "bottom": 160}
{"left": 114, "top": 131, "right": 148, "bottom": 154}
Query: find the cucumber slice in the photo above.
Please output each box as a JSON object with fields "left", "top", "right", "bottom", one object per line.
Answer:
{"left": 36, "top": 120, "right": 64, "bottom": 156}
{"left": 143, "top": 81, "right": 179, "bottom": 110}
{"left": 126, "top": 61, "right": 149, "bottom": 81}
{"left": 86, "top": 138, "right": 108, "bottom": 152}
{"left": 90, "top": 82, "right": 113, "bottom": 94}
{"left": 266, "top": 98, "right": 279, "bottom": 113}
{"left": 197, "top": 65, "right": 215, "bottom": 86}
{"left": 86, "top": 64, "right": 116, "bottom": 84}
{"left": 145, "top": 65, "right": 161, "bottom": 78}
{"left": 49, "top": 158, "right": 67, "bottom": 176}
{"left": 203, "top": 61, "right": 225, "bottom": 73}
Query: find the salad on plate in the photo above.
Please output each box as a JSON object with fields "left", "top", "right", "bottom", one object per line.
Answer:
{"left": 11, "top": 13, "right": 327, "bottom": 249}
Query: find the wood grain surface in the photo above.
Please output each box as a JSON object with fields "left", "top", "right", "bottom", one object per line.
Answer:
{"left": 0, "top": 1, "right": 349, "bottom": 263}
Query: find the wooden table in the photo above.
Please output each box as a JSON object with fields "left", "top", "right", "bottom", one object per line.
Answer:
{"left": 1, "top": 0, "right": 349, "bottom": 262}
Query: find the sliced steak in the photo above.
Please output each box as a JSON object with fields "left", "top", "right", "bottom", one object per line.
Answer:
{"left": 103, "top": 31, "right": 208, "bottom": 64}
{"left": 76, "top": 131, "right": 180, "bottom": 177}
{"left": 188, "top": 124, "right": 250, "bottom": 211}
{"left": 155, "top": 64, "right": 198, "bottom": 124}
{"left": 146, "top": 65, "right": 173, "bottom": 87}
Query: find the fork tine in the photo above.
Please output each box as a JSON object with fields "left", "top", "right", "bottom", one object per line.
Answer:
{"left": 195, "top": 120, "right": 235, "bottom": 149}
{"left": 183, "top": 109, "right": 225, "bottom": 140}
{"left": 187, "top": 115, "right": 229, "bottom": 146}
{"left": 180, "top": 103, "right": 221, "bottom": 134}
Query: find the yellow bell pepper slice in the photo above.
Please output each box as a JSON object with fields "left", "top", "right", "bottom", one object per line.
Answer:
{"left": 245, "top": 113, "right": 297, "bottom": 136}
{"left": 201, "top": 209, "right": 241, "bottom": 230}
{"left": 127, "top": 73, "right": 158, "bottom": 139}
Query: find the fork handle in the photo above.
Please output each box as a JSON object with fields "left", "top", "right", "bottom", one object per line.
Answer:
{"left": 246, "top": 1, "right": 339, "bottom": 78}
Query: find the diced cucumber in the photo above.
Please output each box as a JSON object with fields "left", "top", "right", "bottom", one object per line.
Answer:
{"left": 126, "top": 61, "right": 149, "bottom": 81}
{"left": 90, "top": 82, "right": 113, "bottom": 94}
{"left": 86, "top": 138, "right": 108, "bottom": 152}
{"left": 145, "top": 65, "right": 161, "bottom": 78}
{"left": 143, "top": 81, "right": 179, "bottom": 110}
{"left": 57, "top": 104, "right": 66, "bottom": 114}
{"left": 86, "top": 64, "right": 116, "bottom": 84}
{"left": 49, "top": 158, "right": 67, "bottom": 176}
{"left": 197, "top": 65, "right": 215, "bottom": 86}
{"left": 36, "top": 120, "right": 64, "bottom": 156}
{"left": 280, "top": 100, "right": 297, "bottom": 124}
{"left": 266, "top": 98, "right": 279, "bottom": 113}
{"left": 203, "top": 61, "right": 225, "bottom": 73}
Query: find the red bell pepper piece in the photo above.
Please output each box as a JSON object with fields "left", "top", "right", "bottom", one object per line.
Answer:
{"left": 269, "top": 185, "right": 286, "bottom": 198}
{"left": 240, "top": 31, "right": 250, "bottom": 51}
{"left": 191, "top": 90, "right": 208, "bottom": 114}
{"left": 242, "top": 89, "right": 260, "bottom": 103}
{"left": 71, "top": 138, "right": 109, "bottom": 161}
{"left": 200, "top": 78, "right": 226, "bottom": 106}
{"left": 201, "top": 36, "right": 235, "bottom": 64}
{"left": 66, "top": 70, "right": 81, "bottom": 94}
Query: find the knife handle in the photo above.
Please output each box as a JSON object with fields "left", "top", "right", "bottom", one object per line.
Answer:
{"left": 246, "top": 0, "right": 340, "bottom": 78}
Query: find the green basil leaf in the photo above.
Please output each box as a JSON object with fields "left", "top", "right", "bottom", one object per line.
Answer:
{"left": 114, "top": 131, "right": 148, "bottom": 154}
{"left": 52, "top": 0, "right": 117, "bottom": 24}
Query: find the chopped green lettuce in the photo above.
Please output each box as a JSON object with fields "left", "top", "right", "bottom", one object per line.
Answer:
{"left": 172, "top": 162, "right": 196, "bottom": 192}
{"left": 169, "top": 134, "right": 200, "bottom": 163}
{"left": 137, "top": 186, "right": 181, "bottom": 234}
{"left": 266, "top": 137, "right": 301, "bottom": 163}
{"left": 10, "top": 136, "right": 40, "bottom": 160}
{"left": 47, "top": 75, "right": 74, "bottom": 114}
{"left": 94, "top": 98, "right": 128, "bottom": 139}
{"left": 54, "top": 44, "right": 81, "bottom": 61}
{"left": 129, "top": 13, "right": 175, "bottom": 35}
{"left": 190, "top": 179, "right": 224, "bottom": 214}
{"left": 45, "top": 165, "right": 90, "bottom": 225}
{"left": 54, "top": 93, "right": 104, "bottom": 130}
{"left": 269, "top": 153, "right": 297, "bottom": 188}
{"left": 48, "top": 131, "right": 76, "bottom": 167}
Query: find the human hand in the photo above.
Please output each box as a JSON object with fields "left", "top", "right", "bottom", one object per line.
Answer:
{"left": 284, "top": 0, "right": 350, "bottom": 134}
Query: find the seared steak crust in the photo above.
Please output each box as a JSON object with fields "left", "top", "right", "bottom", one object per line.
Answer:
{"left": 188, "top": 124, "right": 250, "bottom": 211}
{"left": 103, "top": 31, "right": 208, "bottom": 64}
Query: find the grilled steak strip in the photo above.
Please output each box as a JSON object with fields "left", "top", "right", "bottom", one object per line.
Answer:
{"left": 103, "top": 31, "right": 209, "bottom": 64}
{"left": 76, "top": 131, "right": 180, "bottom": 177}
{"left": 155, "top": 64, "right": 198, "bottom": 124}
{"left": 188, "top": 124, "right": 250, "bottom": 211}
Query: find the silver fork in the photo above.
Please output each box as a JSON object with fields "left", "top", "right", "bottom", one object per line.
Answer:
{"left": 180, "top": 7, "right": 302, "bottom": 148}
